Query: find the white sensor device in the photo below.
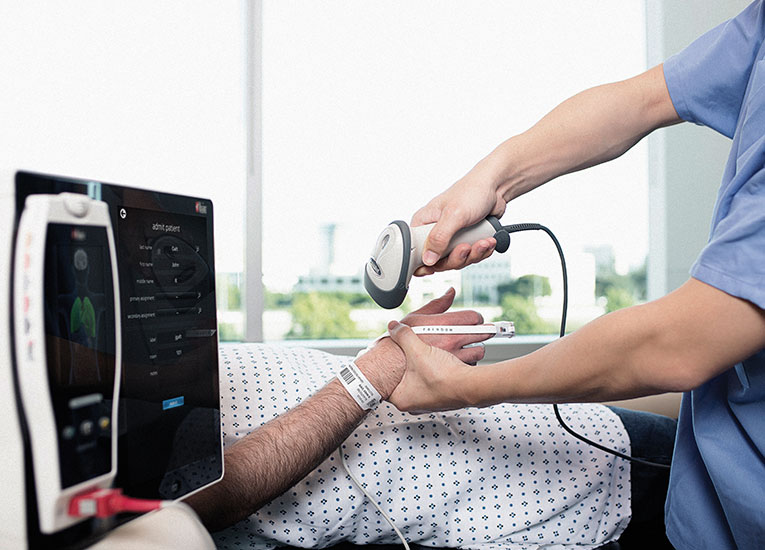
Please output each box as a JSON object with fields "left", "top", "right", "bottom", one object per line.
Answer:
{"left": 374, "top": 321, "right": 515, "bottom": 342}
{"left": 364, "top": 216, "right": 510, "bottom": 309}
{"left": 411, "top": 321, "right": 515, "bottom": 338}
{"left": 13, "top": 193, "right": 121, "bottom": 534}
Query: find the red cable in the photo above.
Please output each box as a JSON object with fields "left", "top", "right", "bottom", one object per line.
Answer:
{"left": 68, "top": 488, "right": 165, "bottom": 519}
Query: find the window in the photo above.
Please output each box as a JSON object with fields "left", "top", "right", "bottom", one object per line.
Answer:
{"left": 258, "top": 1, "right": 648, "bottom": 342}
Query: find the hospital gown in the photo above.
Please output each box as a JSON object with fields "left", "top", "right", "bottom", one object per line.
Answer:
{"left": 212, "top": 344, "right": 631, "bottom": 550}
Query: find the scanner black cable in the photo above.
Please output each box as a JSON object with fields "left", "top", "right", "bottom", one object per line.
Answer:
{"left": 502, "top": 223, "right": 671, "bottom": 470}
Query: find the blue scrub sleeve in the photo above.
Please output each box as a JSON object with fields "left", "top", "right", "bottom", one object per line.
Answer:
{"left": 691, "top": 166, "right": 765, "bottom": 310}
{"left": 663, "top": 1, "right": 765, "bottom": 138}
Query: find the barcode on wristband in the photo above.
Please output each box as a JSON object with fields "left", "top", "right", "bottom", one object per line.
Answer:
{"left": 336, "top": 361, "right": 381, "bottom": 411}
{"left": 340, "top": 367, "right": 355, "bottom": 385}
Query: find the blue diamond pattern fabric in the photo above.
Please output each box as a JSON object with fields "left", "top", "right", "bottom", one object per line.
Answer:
{"left": 212, "top": 343, "right": 630, "bottom": 550}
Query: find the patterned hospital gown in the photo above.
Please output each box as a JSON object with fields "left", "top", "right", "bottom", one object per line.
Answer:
{"left": 212, "top": 344, "right": 631, "bottom": 550}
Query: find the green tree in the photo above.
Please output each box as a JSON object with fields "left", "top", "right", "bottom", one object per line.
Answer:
{"left": 497, "top": 274, "right": 551, "bottom": 301}
{"left": 227, "top": 282, "right": 242, "bottom": 311}
{"left": 330, "top": 291, "right": 375, "bottom": 307}
{"left": 286, "top": 292, "right": 366, "bottom": 339}
{"left": 474, "top": 292, "right": 491, "bottom": 305}
{"left": 628, "top": 262, "right": 647, "bottom": 301}
{"left": 264, "top": 289, "right": 293, "bottom": 309}
{"left": 216, "top": 276, "right": 242, "bottom": 311}
{"left": 595, "top": 261, "right": 647, "bottom": 303}
{"left": 494, "top": 295, "right": 553, "bottom": 334}
{"left": 265, "top": 289, "right": 374, "bottom": 310}
{"left": 605, "top": 287, "right": 635, "bottom": 313}
{"left": 218, "top": 322, "right": 242, "bottom": 342}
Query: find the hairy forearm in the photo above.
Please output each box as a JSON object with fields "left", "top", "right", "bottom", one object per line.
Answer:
{"left": 480, "top": 65, "right": 681, "bottom": 202}
{"left": 186, "top": 378, "right": 366, "bottom": 531}
{"left": 185, "top": 339, "right": 408, "bottom": 531}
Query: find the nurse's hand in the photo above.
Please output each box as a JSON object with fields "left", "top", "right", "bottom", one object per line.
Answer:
{"left": 412, "top": 168, "right": 505, "bottom": 276}
{"left": 386, "top": 319, "right": 474, "bottom": 414}
{"left": 358, "top": 288, "right": 490, "bottom": 400}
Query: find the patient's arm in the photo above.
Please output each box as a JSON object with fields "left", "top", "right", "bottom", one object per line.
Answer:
{"left": 185, "top": 351, "right": 378, "bottom": 531}
{"left": 185, "top": 288, "right": 488, "bottom": 531}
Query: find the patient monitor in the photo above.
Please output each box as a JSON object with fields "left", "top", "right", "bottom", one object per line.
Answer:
{"left": 14, "top": 193, "right": 122, "bottom": 534}
{"left": 1, "top": 171, "right": 223, "bottom": 549}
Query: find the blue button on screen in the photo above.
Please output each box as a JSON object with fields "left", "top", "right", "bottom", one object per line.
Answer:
{"left": 162, "top": 396, "right": 185, "bottom": 410}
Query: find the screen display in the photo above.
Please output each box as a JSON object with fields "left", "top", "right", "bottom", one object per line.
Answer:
{"left": 17, "top": 172, "right": 222, "bottom": 500}
{"left": 114, "top": 200, "right": 221, "bottom": 498}
{"left": 44, "top": 223, "right": 116, "bottom": 489}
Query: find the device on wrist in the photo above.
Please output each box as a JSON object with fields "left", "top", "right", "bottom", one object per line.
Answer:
{"left": 337, "top": 360, "right": 382, "bottom": 411}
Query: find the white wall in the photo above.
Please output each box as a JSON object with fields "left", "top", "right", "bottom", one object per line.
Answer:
{"left": 0, "top": 1, "right": 247, "bottom": 273}
{"left": 647, "top": 0, "right": 750, "bottom": 298}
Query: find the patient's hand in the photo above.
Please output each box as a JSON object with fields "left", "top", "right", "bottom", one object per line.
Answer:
{"left": 355, "top": 288, "right": 489, "bottom": 399}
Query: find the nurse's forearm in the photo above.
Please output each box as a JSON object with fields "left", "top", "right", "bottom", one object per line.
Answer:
{"left": 466, "top": 304, "right": 673, "bottom": 406}
{"left": 484, "top": 64, "right": 681, "bottom": 202}
{"left": 461, "top": 279, "right": 765, "bottom": 407}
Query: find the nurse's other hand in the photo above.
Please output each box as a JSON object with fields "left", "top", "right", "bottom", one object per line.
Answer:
{"left": 386, "top": 320, "right": 474, "bottom": 414}
{"left": 358, "top": 288, "right": 488, "bottom": 400}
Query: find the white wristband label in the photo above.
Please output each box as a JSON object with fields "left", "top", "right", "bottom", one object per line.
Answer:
{"left": 337, "top": 361, "right": 382, "bottom": 410}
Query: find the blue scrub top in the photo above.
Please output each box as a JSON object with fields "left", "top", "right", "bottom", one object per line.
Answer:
{"left": 662, "top": 1, "right": 765, "bottom": 548}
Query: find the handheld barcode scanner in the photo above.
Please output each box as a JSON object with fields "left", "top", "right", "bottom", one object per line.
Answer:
{"left": 13, "top": 193, "right": 121, "bottom": 534}
{"left": 364, "top": 216, "right": 511, "bottom": 309}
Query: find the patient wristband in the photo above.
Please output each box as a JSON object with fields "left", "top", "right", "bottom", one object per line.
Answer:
{"left": 337, "top": 361, "right": 382, "bottom": 411}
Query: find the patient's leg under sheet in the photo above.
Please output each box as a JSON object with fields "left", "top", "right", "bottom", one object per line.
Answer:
{"left": 213, "top": 344, "right": 632, "bottom": 550}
